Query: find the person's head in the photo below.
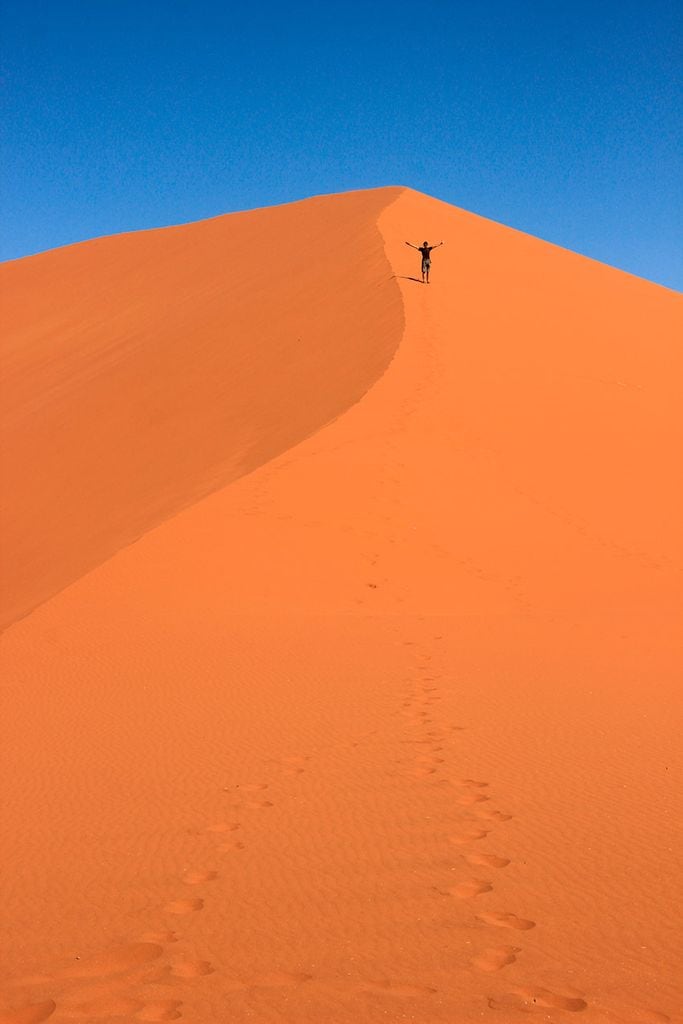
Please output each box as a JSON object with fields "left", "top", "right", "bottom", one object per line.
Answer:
{"left": 423, "top": 241, "right": 428, "bottom": 247}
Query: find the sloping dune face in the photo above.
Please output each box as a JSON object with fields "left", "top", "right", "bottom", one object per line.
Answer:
{"left": 1, "top": 189, "right": 682, "bottom": 1024}
{"left": 0, "top": 188, "right": 403, "bottom": 628}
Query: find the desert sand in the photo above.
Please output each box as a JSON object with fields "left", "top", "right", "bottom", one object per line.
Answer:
{"left": 1, "top": 187, "right": 681, "bottom": 1023}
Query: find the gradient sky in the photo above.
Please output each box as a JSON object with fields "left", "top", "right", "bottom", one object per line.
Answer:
{"left": 2, "top": 1, "right": 682, "bottom": 289}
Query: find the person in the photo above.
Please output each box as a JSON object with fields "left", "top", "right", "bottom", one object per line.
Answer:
{"left": 405, "top": 239, "right": 443, "bottom": 283}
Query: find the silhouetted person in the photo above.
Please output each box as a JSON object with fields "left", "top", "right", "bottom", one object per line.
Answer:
{"left": 405, "top": 239, "right": 443, "bottom": 283}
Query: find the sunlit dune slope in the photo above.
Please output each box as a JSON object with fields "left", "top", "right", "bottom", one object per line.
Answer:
{"left": 0, "top": 188, "right": 403, "bottom": 628}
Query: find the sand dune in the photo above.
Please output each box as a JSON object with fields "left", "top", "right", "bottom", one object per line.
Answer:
{"left": 0, "top": 188, "right": 403, "bottom": 628}
{"left": 1, "top": 187, "right": 681, "bottom": 1024}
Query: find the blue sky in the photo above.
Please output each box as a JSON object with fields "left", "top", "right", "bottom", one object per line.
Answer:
{"left": 2, "top": 1, "right": 681, "bottom": 289}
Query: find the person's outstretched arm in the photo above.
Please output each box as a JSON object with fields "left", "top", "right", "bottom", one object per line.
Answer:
{"left": 405, "top": 241, "right": 418, "bottom": 249}
{"left": 433, "top": 241, "right": 444, "bottom": 248}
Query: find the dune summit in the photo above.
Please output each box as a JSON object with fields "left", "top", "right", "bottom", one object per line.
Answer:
{"left": 1, "top": 188, "right": 681, "bottom": 1023}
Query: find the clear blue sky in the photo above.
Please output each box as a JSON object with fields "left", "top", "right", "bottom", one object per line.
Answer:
{"left": 2, "top": 1, "right": 681, "bottom": 289}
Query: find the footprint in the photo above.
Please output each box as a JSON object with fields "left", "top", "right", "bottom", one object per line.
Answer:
{"left": 472, "top": 945, "right": 520, "bottom": 972}
{"left": 136, "top": 1001, "right": 183, "bottom": 1021}
{"left": 217, "top": 840, "right": 245, "bottom": 852}
{"left": 183, "top": 870, "right": 218, "bottom": 885}
{"left": 475, "top": 808, "right": 512, "bottom": 822}
{"left": 0, "top": 1001, "right": 57, "bottom": 1024}
{"left": 206, "top": 822, "right": 240, "bottom": 833}
{"left": 170, "top": 960, "right": 214, "bottom": 978}
{"left": 457, "top": 792, "right": 490, "bottom": 806}
{"left": 477, "top": 911, "right": 536, "bottom": 931}
{"left": 360, "top": 980, "right": 437, "bottom": 997}
{"left": 164, "top": 898, "right": 203, "bottom": 915}
{"left": 512, "top": 986, "right": 587, "bottom": 1012}
{"left": 449, "top": 829, "right": 489, "bottom": 845}
{"left": 246, "top": 800, "right": 274, "bottom": 809}
{"left": 465, "top": 852, "right": 511, "bottom": 869}
{"left": 61, "top": 943, "right": 163, "bottom": 979}
{"left": 238, "top": 784, "right": 268, "bottom": 792}
{"left": 459, "top": 780, "right": 489, "bottom": 788}
{"left": 450, "top": 879, "right": 493, "bottom": 898}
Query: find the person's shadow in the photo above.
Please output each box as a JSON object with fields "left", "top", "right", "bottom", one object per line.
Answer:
{"left": 394, "top": 275, "right": 423, "bottom": 284}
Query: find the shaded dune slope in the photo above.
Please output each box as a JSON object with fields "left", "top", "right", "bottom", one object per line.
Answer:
{"left": 1, "top": 189, "right": 682, "bottom": 1023}
{"left": 0, "top": 188, "right": 404, "bottom": 628}
{"left": 120, "top": 188, "right": 682, "bottom": 622}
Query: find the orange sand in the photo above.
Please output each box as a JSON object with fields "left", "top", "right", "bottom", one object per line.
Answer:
{"left": 1, "top": 187, "right": 681, "bottom": 1024}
